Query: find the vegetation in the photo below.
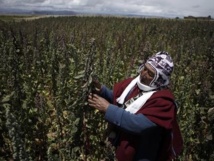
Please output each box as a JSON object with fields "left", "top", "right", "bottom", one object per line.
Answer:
{"left": 0, "top": 15, "right": 48, "bottom": 22}
{"left": 0, "top": 16, "right": 214, "bottom": 161}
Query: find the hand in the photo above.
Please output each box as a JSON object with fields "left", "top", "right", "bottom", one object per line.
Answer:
{"left": 91, "top": 75, "right": 102, "bottom": 92}
{"left": 88, "top": 93, "right": 110, "bottom": 112}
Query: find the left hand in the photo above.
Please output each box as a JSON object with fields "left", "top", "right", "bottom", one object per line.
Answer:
{"left": 88, "top": 93, "right": 110, "bottom": 112}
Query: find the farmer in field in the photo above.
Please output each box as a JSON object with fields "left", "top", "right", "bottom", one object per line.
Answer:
{"left": 88, "top": 51, "right": 183, "bottom": 161}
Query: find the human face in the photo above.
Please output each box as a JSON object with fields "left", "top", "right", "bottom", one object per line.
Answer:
{"left": 140, "top": 63, "right": 156, "bottom": 86}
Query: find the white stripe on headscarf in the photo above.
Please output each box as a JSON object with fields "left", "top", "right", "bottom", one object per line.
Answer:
{"left": 116, "top": 75, "right": 157, "bottom": 113}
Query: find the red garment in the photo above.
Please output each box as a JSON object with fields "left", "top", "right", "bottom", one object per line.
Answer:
{"left": 112, "top": 78, "right": 183, "bottom": 161}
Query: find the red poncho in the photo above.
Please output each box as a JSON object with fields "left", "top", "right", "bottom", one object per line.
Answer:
{"left": 112, "top": 78, "right": 183, "bottom": 161}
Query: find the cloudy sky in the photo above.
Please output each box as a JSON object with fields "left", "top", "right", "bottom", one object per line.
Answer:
{"left": 0, "top": 0, "right": 214, "bottom": 17}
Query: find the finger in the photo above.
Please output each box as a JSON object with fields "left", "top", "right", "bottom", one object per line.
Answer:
{"left": 88, "top": 97, "right": 95, "bottom": 103}
{"left": 88, "top": 102, "right": 94, "bottom": 107}
{"left": 88, "top": 100, "right": 95, "bottom": 107}
{"left": 89, "top": 93, "right": 94, "bottom": 96}
{"left": 91, "top": 94, "right": 99, "bottom": 99}
{"left": 88, "top": 93, "right": 93, "bottom": 99}
{"left": 89, "top": 93, "right": 96, "bottom": 100}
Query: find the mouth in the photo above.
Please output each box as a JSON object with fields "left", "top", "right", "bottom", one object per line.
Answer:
{"left": 140, "top": 75, "right": 146, "bottom": 84}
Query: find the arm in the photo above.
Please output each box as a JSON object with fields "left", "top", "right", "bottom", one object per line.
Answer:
{"left": 99, "top": 85, "right": 113, "bottom": 103}
{"left": 105, "top": 104, "right": 157, "bottom": 134}
{"left": 91, "top": 75, "right": 113, "bottom": 103}
{"left": 88, "top": 94, "right": 157, "bottom": 135}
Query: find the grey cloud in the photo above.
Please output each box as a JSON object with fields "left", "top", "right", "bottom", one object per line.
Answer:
{"left": 83, "top": 0, "right": 104, "bottom": 7}
{"left": 192, "top": 5, "right": 200, "bottom": 8}
{"left": 20, "top": 0, "right": 46, "bottom": 3}
{"left": 0, "top": 0, "right": 213, "bottom": 17}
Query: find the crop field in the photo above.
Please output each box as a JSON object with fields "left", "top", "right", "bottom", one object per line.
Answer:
{"left": 0, "top": 15, "right": 214, "bottom": 161}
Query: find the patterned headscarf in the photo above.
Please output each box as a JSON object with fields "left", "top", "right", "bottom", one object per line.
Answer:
{"left": 146, "top": 51, "right": 174, "bottom": 88}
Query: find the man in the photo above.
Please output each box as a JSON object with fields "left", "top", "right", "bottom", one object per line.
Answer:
{"left": 88, "top": 51, "right": 183, "bottom": 161}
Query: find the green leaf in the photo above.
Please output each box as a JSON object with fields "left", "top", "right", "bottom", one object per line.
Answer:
{"left": 1, "top": 91, "right": 14, "bottom": 103}
{"left": 195, "top": 89, "right": 200, "bottom": 95}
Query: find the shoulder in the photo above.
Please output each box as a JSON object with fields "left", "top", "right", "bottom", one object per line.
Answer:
{"left": 151, "top": 89, "right": 175, "bottom": 101}
{"left": 113, "top": 77, "right": 133, "bottom": 92}
{"left": 144, "top": 89, "right": 176, "bottom": 112}
{"left": 114, "top": 78, "right": 133, "bottom": 87}
{"left": 141, "top": 89, "right": 176, "bottom": 115}
{"left": 140, "top": 89, "right": 177, "bottom": 129}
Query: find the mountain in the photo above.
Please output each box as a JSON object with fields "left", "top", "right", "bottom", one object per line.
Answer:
{"left": 0, "top": 8, "right": 177, "bottom": 19}
{"left": 0, "top": 8, "right": 77, "bottom": 15}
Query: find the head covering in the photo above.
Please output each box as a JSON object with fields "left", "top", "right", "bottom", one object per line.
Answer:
{"left": 146, "top": 51, "right": 174, "bottom": 88}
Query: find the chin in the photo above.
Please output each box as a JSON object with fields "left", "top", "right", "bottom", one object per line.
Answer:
{"left": 140, "top": 79, "right": 146, "bottom": 85}
{"left": 141, "top": 80, "right": 149, "bottom": 86}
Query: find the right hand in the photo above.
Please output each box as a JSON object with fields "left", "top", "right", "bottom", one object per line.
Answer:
{"left": 91, "top": 75, "right": 102, "bottom": 93}
{"left": 88, "top": 93, "right": 109, "bottom": 112}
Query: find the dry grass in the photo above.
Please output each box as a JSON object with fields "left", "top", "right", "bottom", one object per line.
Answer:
{"left": 0, "top": 15, "right": 51, "bottom": 22}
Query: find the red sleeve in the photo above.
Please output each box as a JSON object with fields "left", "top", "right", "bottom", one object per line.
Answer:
{"left": 112, "top": 82, "right": 183, "bottom": 159}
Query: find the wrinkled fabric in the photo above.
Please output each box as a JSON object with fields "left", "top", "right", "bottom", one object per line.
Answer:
{"left": 112, "top": 78, "right": 183, "bottom": 161}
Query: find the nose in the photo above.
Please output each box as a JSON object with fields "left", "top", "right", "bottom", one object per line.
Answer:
{"left": 140, "top": 70, "right": 148, "bottom": 84}
{"left": 141, "top": 67, "right": 149, "bottom": 76}
{"left": 139, "top": 64, "right": 156, "bottom": 86}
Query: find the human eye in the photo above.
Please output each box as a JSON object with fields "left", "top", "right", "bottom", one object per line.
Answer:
{"left": 148, "top": 72, "right": 155, "bottom": 78}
